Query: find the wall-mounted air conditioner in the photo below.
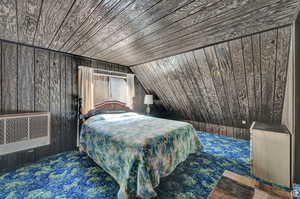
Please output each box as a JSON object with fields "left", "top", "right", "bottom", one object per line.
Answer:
{"left": 0, "top": 112, "right": 50, "bottom": 155}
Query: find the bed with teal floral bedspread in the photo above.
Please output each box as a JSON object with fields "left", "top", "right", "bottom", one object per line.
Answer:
{"left": 79, "top": 112, "right": 202, "bottom": 199}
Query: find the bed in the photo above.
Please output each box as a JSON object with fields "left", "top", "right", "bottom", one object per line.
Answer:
{"left": 79, "top": 101, "right": 202, "bottom": 199}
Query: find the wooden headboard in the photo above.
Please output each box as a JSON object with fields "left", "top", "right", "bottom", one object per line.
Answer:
{"left": 93, "top": 100, "right": 132, "bottom": 112}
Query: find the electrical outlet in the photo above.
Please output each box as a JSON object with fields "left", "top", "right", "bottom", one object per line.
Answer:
{"left": 27, "top": 149, "right": 34, "bottom": 153}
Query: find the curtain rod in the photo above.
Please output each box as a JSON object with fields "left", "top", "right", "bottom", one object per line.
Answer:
{"left": 78, "top": 66, "right": 133, "bottom": 76}
{"left": 93, "top": 73, "right": 127, "bottom": 79}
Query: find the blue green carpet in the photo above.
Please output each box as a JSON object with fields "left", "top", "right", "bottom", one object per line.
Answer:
{"left": 0, "top": 132, "right": 297, "bottom": 199}
{"left": 295, "top": 184, "right": 300, "bottom": 198}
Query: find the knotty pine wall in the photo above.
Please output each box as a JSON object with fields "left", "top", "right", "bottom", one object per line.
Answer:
{"left": 132, "top": 26, "right": 291, "bottom": 140}
{"left": 0, "top": 40, "right": 145, "bottom": 172}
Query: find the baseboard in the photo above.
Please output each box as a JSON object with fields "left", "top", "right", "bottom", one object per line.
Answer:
{"left": 183, "top": 120, "right": 250, "bottom": 140}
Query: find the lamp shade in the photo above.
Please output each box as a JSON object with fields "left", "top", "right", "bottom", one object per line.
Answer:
{"left": 144, "top": 95, "right": 153, "bottom": 105}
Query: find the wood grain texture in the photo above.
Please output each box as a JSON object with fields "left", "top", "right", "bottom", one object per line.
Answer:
{"left": 184, "top": 52, "right": 215, "bottom": 123}
{"left": 59, "top": 0, "right": 122, "bottom": 52}
{"left": 34, "top": 0, "right": 74, "bottom": 47}
{"left": 65, "top": 55, "right": 73, "bottom": 151}
{"left": 133, "top": 26, "right": 291, "bottom": 130}
{"left": 59, "top": 54, "right": 66, "bottom": 153}
{"left": 69, "top": 0, "right": 136, "bottom": 53}
{"left": 242, "top": 36, "right": 256, "bottom": 124}
{"left": 97, "top": 0, "right": 300, "bottom": 65}
{"left": 101, "top": 0, "right": 269, "bottom": 62}
{"left": 229, "top": 39, "right": 249, "bottom": 126}
{"left": 132, "top": 65, "right": 173, "bottom": 114}
{"left": 273, "top": 26, "right": 291, "bottom": 123}
{"left": 214, "top": 43, "right": 240, "bottom": 127}
{"left": 17, "top": 0, "right": 43, "bottom": 45}
{"left": 49, "top": 51, "right": 61, "bottom": 153}
{"left": 153, "top": 60, "right": 186, "bottom": 116}
{"left": 260, "top": 30, "right": 277, "bottom": 123}
{"left": 0, "top": 0, "right": 18, "bottom": 41}
{"left": 193, "top": 49, "right": 223, "bottom": 125}
{"left": 91, "top": 59, "right": 107, "bottom": 70}
{"left": 181, "top": 53, "right": 211, "bottom": 122}
{"left": 71, "top": 57, "right": 78, "bottom": 149}
{"left": 93, "top": 0, "right": 223, "bottom": 59}
{"left": 0, "top": 0, "right": 299, "bottom": 66}
{"left": 18, "top": 45, "right": 34, "bottom": 111}
{"left": 49, "top": 0, "right": 101, "bottom": 50}
{"left": 252, "top": 34, "right": 262, "bottom": 121}
{"left": 173, "top": 54, "right": 206, "bottom": 122}
{"left": 160, "top": 58, "right": 195, "bottom": 120}
{"left": 83, "top": 0, "right": 194, "bottom": 57}
{"left": 74, "top": 0, "right": 161, "bottom": 55}
{"left": 145, "top": 62, "right": 176, "bottom": 112}
{"left": 34, "top": 48, "right": 49, "bottom": 111}
{"left": 144, "top": 62, "right": 176, "bottom": 113}
{"left": 204, "top": 46, "right": 232, "bottom": 126}
{"left": 2, "top": 42, "right": 17, "bottom": 113}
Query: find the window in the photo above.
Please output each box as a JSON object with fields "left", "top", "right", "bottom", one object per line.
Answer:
{"left": 93, "top": 76, "right": 109, "bottom": 105}
{"left": 109, "top": 77, "right": 127, "bottom": 103}
{"left": 93, "top": 75, "right": 127, "bottom": 106}
{"left": 79, "top": 67, "right": 134, "bottom": 113}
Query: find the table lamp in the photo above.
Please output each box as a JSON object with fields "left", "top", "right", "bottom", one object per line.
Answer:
{"left": 144, "top": 95, "right": 153, "bottom": 115}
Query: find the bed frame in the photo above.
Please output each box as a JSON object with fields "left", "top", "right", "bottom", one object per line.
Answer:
{"left": 79, "top": 100, "right": 132, "bottom": 126}
{"left": 79, "top": 100, "right": 133, "bottom": 124}
{"left": 93, "top": 100, "right": 133, "bottom": 112}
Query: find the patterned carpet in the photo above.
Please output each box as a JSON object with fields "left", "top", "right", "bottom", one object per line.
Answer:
{"left": 295, "top": 184, "right": 300, "bottom": 198}
{"left": 0, "top": 131, "right": 297, "bottom": 199}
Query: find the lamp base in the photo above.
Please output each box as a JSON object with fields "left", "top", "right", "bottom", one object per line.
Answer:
{"left": 146, "top": 105, "right": 151, "bottom": 115}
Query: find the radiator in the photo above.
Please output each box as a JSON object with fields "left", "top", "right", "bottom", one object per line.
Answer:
{"left": 0, "top": 112, "right": 50, "bottom": 155}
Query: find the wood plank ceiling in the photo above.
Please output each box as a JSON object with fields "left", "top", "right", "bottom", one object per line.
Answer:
{"left": 0, "top": 0, "right": 299, "bottom": 66}
{"left": 132, "top": 26, "right": 291, "bottom": 128}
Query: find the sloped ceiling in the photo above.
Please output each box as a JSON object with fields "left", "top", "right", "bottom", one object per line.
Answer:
{"left": 0, "top": 0, "right": 299, "bottom": 66}
{"left": 132, "top": 26, "right": 291, "bottom": 128}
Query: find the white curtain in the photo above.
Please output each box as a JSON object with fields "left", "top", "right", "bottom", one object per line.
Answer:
{"left": 94, "top": 75, "right": 109, "bottom": 106}
{"left": 127, "top": 74, "right": 135, "bottom": 109}
{"left": 78, "top": 67, "right": 94, "bottom": 114}
{"left": 109, "top": 77, "right": 127, "bottom": 103}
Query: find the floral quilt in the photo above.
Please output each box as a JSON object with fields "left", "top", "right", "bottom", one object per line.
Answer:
{"left": 80, "top": 112, "right": 202, "bottom": 199}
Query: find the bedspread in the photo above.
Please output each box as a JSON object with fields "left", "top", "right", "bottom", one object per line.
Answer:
{"left": 79, "top": 113, "right": 202, "bottom": 199}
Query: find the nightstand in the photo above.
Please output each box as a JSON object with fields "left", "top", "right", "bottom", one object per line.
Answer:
{"left": 250, "top": 122, "right": 291, "bottom": 188}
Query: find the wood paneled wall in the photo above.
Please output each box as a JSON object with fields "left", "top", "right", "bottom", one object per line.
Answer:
{"left": 0, "top": 40, "right": 132, "bottom": 173}
{"left": 132, "top": 26, "right": 292, "bottom": 138}
{"left": 184, "top": 120, "right": 250, "bottom": 140}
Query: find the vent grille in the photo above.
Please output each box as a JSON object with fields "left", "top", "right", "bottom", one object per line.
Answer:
{"left": 0, "top": 112, "right": 50, "bottom": 155}
{"left": 29, "top": 116, "right": 48, "bottom": 139}
{"left": 6, "top": 118, "right": 28, "bottom": 143}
